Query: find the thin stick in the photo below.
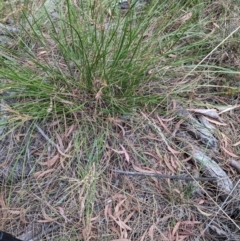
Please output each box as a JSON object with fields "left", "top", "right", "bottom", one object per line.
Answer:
{"left": 114, "top": 170, "right": 217, "bottom": 181}
{"left": 34, "top": 123, "right": 58, "bottom": 148}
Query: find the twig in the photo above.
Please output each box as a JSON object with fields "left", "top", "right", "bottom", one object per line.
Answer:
{"left": 34, "top": 123, "right": 72, "bottom": 158}
{"left": 34, "top": 123, "right": 58, "bottom": 148}
{"left": 114, "top": 170, "right": 217, "bottom": 181}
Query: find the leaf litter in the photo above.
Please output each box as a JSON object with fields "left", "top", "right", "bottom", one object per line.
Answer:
{"left": 1, "top": 2, "right": 240, "bottom": 241}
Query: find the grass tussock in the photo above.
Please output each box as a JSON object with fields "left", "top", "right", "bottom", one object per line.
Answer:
{"left": 0, "top": 0, "right": 240, "bottom": 240}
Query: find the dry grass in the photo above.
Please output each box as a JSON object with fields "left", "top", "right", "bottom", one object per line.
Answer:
{"left": 0, "top": 0, "right": 240, "bottom": 240}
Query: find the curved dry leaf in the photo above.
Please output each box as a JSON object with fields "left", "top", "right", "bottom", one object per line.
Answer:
{"left": 187, "top": 108, "right": 225, "bottom": 122}
{"left": 149, "top": 224, "right": 155, "bottom": 241}
{"left": 218, "top": 104, "right": 240, "bottom": 114}
{"left": 132, "top": 164, "right": 161, "bottom": 174}
{"left": 117, "top": 123, "right": 126, "bottom": 136}
{"left": 117, "top": 220, "right": 132, "bottom": 231}
{"left": 172, "top": 221, "right": 181, "bottom": 236}
{"left": 221, "top": 146, "right": 239, "bottom": 158}
{"left": 204, "top": 116, "right": 227, "bottom": 126}
{"left": 164, "top": 154, "right": 176, "bottom": 174}
{"left": 233, "top": 140, "right": 240, "bottom": 147}
{"left": 157, "top": 115, "right": 171, "bottom": 134}
{"left": 124, "top": 211, "right": 135, "bottom": 223}
{"left": 196, "top": 206, "right": 212, "bottom": 217}
{"left": 170, "top": 155, "right": 179, "bottom": 170}
{"left": 38, "top": 154, "right": 59, "bottom": 167}
{"left": 120, "top": 144, "right": 130, "bottom": 163}
{"left": 228, "top": 158, "right": 240, "bottom": 173}
{"left": 34, "top": 168, "right": 55, "bottom": 179}
{"left": 57, "top": 206, "right": 69, "bottom": 223}
{"left": 65, "top": 140, "right": 73, "bottom": 153}
{"left": 111, "top": 145, "right": 129, "bottom": 163}
{"left": 40, "top": 207, "right": 57, "bottom": 222}
{"left": 167, "top": 145, "right": 181, "bottom": 154}
{"left": 82, "top": 223, "right": 92, "bottom": 241}
{"left": 115, "top": 199, "right": 126, "bottom": 215}
{"left": 109, "top": 213, "right": 132, "bottom": 231}
{"left": 56, "top": 146, "right": 72, "bottom": 158}
{"left": 66, "top": 124, "right": 75, "bottom": 137}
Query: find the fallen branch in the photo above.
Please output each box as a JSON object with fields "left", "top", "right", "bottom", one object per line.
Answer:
{"left": 114, "top": 170, "right": 217, "bottom": 182}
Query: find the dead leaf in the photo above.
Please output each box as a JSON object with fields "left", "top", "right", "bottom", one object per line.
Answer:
{"left": 123, "top": 211, "right": 135, "bottom": 223}
{"left": 163, "top": 154, "right": 176, "bottom": 174}
{"left": 95, "top": 87, "right": 103, "bottom": 100}
{"left": 198, "top": 199, "right": 205, "bottom": 205}
{"left": 57, "top": 206, "right": 69, "bottom": 223}
{"left": 196, "top": 206, "right": 212, "bottom": 217}
{"left": 132, "top": 164, "right": 161, "bottom": 174}
{"left": 38, "top": 154, "right": 59, "bottom": 167}
{"left": 109, "top": 213, "right": 132, "bottom": 231}
{"left": 187, "top": 108, "right": 225, "bottom": 122}
{"left": 218, "top": 104, "right": 240, "bottom": 114}
{"left": 172, "top": 119, "right": 185, "bottom": 137}
{"left": 82, "top": 223, "right": 92, "bottom": 241}
{"left": 222, "top": 146, "right": 239, "bottom": 158}
{"left": 149, "top": 224, "right": 155, "bottom": 241}
{"left": 111, "top": 145, "right": 130, "bottom": 163}
{"left": 39, "top": 208, "right": 57, "bottom": 222}
{"left": 66, "top": 124, "right": 75, "bottom": 137}
{"left": 120, "top": 145, "right": 130, "bottom": 163}
{"left": 157, "top": 115, "right": 171, "bottom": 134}
{"left": 56, "top": 145, "right": 72, "bottom": 158}
{"left": 34, "top": 169, "right": 56, "bottom": 179}
{"left": 65, "top": 140, "right": 73, "bottom": 153}
{"left": 116, "top": 123, "right": 126, "bottom": 136}
{"left": 112, "top": 194, "right": 127, "bottom": 200}
{"left": 180, "top": 12, "right": 192, "bottom": 23}
{"left": 115, "top": 199, "right": 126, "bottom": 214}
{"left": 170, "top": 155, "right": 179, "bottom": 171}
{"left": 228, "top": 158, "right": 240, "bottom": 173}
{"left": 204, "top": 116, "right": 227, "bottom": 126}
{"left": 172, "top": 221, "right": 181, "bottom": 236}
{"left": 233, "top": 140, "right": 240, "bottom": 147}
